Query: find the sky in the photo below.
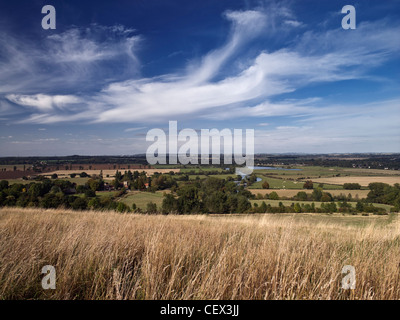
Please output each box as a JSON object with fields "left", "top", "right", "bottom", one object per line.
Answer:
{"left": 0, "top": 0, "right": 399, "bottom": 156}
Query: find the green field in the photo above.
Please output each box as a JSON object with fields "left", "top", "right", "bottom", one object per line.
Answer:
{"left": 95, "top": 191, "right": 119, "bottom": 199}
{"left": 234, "top": 211, "right": 397, "bottom": 228}
{"left": 249, "top": 175, "right": 344, "bottom": 190}
{"left": 0, "top": 179, "right": 31, "bottom": 185}
{"left": 60, "top": 177, "right": 90, "bottom": 185}
{"left": 187, "top": 173, "right": 237, "bottom": 180}
{"left": 119, "top": 191, "right": 165, "bottom": 210}
{"left": 253, "top": 165, "right": 398, "bottom": 179}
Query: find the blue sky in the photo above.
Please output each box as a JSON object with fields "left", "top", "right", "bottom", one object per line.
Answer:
{"left": 0, "top": 0, "right": 399, "bottom": 156}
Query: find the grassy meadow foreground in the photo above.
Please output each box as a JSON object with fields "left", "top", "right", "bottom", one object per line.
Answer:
{"left": 1, "top": 207, "right": 400, "bottom": 300}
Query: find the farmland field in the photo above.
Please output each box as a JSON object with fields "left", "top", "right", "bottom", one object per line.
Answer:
{"left": 39, "top": 168, "right": 181, "bottom": 180}
{"left": 253, "top": 166, "right": 399, "bottom": 179}
{"left": 311, "top": 176, "right": 400, "bottom": 187}
{"left": 249, "top": 176, "right": 343, "bottom": 190}
{"left": 250, "top": 199, "right": 394, "bottom": 212}
{"left": 119, "top": 191, "right": 167, "bottom": 210}
{"left": 249, "top": 189, "right": 370, "bottom": 199}
{"left": 1, "top": 207, "right": 400, "bottom": 299}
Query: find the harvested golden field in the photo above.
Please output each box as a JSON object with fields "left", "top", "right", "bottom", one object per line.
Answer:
{"left": 250, "top": 189, "right": 370, "bottom": 199}
{"left": 311, "top": 176, "right": 400, "bottom": 187}
{"left": 1, "top": 208, "right": 400, "bottom": 300}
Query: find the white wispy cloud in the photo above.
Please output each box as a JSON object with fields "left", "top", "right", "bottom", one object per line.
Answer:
{"left": 283, "top": 20, "right": 303, "bottom": 28}
{"left": 254, "top": 99, "right": 400, "bottom": 153}
{"left": 124, "top": 127, "right": 147, "bottom": 132}
{"left": 6, "top": 94, "right": 81, "bottom": 112}
{"left": 0, "top": 24, "right": 141, "bottom": 95}
{"left": 1, "top": 5, "right": 399, "bottom": 134}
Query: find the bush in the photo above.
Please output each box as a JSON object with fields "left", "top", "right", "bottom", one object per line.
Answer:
{"left": 87, "top": 197, "right": 101, "bottom": 209}
{"left": 295, "top": 191, "right": 308, "bottom": 201}
{"left": 262, "top": 181, "right": 270, "bottom": 189}
{"left": 146, "top": 202, "right": 158, "bottom": 214}
{"left": 71, "top": 197, "right": 88, "bottom": 210}
{"left": 84, "top": 189, "right": 96, "bottom": 198}
{"left": 76, "top": 185, "right": 87, "bottom": 194}
{"left": 343, "top": 183, "right": 361, "bottom": 190}
{"left": 320, "top": 193, "right": 333, "bottom": 202}
{"left": 303, "top": 180, "right": 313, "bottom": 189}
{"left": 116, "top": 202, "right": 130, "bottom": 213}
{"left": 269, "top": 192, "right": 279, "bottom": 200}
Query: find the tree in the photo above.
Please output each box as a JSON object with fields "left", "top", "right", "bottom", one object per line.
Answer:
{"left": 269, "top": 191, "right": 279, "bottom": 200}
{"left": 367, "top": 182, "right": 394, "bottom": 204}
{"left": 146, "top": 201, "right": 158, "bottom": 214}
{"left": 321, "top": 202, "right": 337, "bottom": 213}
{"left": 226, "top": 195, "right": 238, "bottom": 213}
{"left": 87, "top": 197, "right": 101, "bottom": 209}
{"left": 71, "top": 197, "right": 87, "bottom": 210}
{"left": 262, "top": 181, "right": 270, "bottom": 189}
{"left": 40, "top": 193, "right": 63, "bottom": 209}
{"left": 320, "top": 192, "right": 333, "bottom": 202}
{"left": 303, "top": 180, "right": 313, "bottom": 189}
{"left": 84, "top": 189, "right": 96, "bottom": 198}
{"left": 28, "top": 183, "right": 45, "bottom": 199}
{"left": 115, "top": 170, "right": 122, "bottom": 182}
{"left": 112, "top": 179, "right": 122, "bottom": 189}
{"left": 76, "top": 185, "right": 87, "bottom": 194}
{"left": 343, "top": 183, "right": 361, "bottom": 190}
{"left": 50, "top": 185, "right": 62, "bottom": 194}
{"left": 87, "top": 179, "right": 103, "bottom": 192}
{"left": 116, "top": 202, "right": 130, "bottom": 213}
{"left": 294, "top": 203, "right": 302, "bottom": 213}
{"left": 260, "top": 201, "right": 267, "bottom": 213}
{"left": 162, "top": 194, "right": 177, "bottom": 214}
{"left": 0, "top": 180, "right": 9, "bottom": 191}
{"left": 312, "top": 188, "right": 322, "bottom": 201}
{"left": 296, "top": 191, "right": 308, "bottom": 201}
{"left": 237, "top": 195, "right": 251, "bottom": 213}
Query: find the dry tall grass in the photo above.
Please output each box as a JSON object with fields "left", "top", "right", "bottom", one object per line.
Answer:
{"left": 0, "top": 208, "right": 399, "bottom": 300}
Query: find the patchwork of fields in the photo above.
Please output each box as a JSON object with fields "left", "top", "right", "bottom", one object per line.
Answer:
{"left": 1, "top": 164, "right": 398, "bottom": 213}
